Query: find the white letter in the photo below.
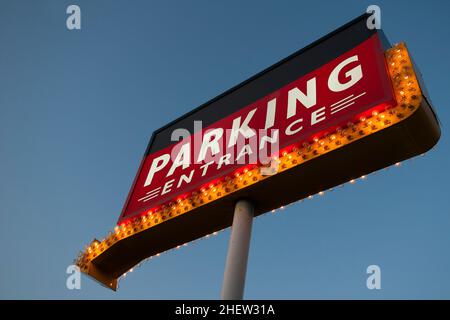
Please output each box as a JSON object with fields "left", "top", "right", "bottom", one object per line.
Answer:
{"left": 264, "top": 98, "right": 277, "bottom": 129}
{"left": 197, "top": 128, "right": 223, "bottom": 163}
{"left": 144, "top": 154, "right": 170, "bottom": 187}
{"left": 311, "top": 107, "right": 326, "bottom": 125}
{"left": 366, "top": 265, "right": 381, "bottom": 289}
{"left": 167, "top": 143, "right": 191, "bottom": 176}
{"left": 161, "top": 179, "right": 175, "bottom": 195}
{"left": 177, "top": 170, "right": 194, "bottom": 188}
{"left": 236, "top": 145, "right": 253, "bottom": 164}
{"left": 66, "top": 5, "right": 81, "bottom": 30}
{"left": 259, "top": 130, "right": 279, "bottom": 150}
{"left": 287, "top": 78, "right": 317, "bottom": 119}
{"left": 328, "top": 55, "right": 363, "bottom": 92}
{"left": 217, "top": 154, "right": 231, "bottom": 170}
{"left": 228, "top": 108, "right": 257, "bottom": 147}
{"left": 200, "top": 160, "right": 214, "bottom": 176}
{"left": 285, "top": 118, "right": 303, "bottom": 135}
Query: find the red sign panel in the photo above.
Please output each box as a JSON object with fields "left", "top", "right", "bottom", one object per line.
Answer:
{"left": 119, "top": 34, "right": 395, "bottom": 223}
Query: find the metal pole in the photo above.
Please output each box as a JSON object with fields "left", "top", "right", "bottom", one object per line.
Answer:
{"left": 221, "top": 199, "right": 254, "bottom": 300}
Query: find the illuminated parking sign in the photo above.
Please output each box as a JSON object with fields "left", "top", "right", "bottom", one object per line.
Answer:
{"left": 75, "top": 14, "right": 440, "bottom": 290}
{"left": 120, "top": 35, "right": 395, "bottom": 223}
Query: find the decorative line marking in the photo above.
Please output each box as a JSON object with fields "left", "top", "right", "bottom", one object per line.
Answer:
{"left": 330, "top": 94, "right": 354, "bottom": 107}
{"left": 138, "top": 188, "right": 161, "bottom": 202}
{"left": 330, "top": 92, "right": 366, "bottom": 114}
{"left": 330, "top": 101, "right": 355, "bottom": 114}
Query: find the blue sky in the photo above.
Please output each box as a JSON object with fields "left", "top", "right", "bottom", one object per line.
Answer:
{"left": 1, "top": 0, "right": 449, "bottom": 299}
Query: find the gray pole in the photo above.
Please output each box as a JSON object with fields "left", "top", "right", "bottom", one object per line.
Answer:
{"left": 221, "top": 199, "right": 254, "bottom": 300}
